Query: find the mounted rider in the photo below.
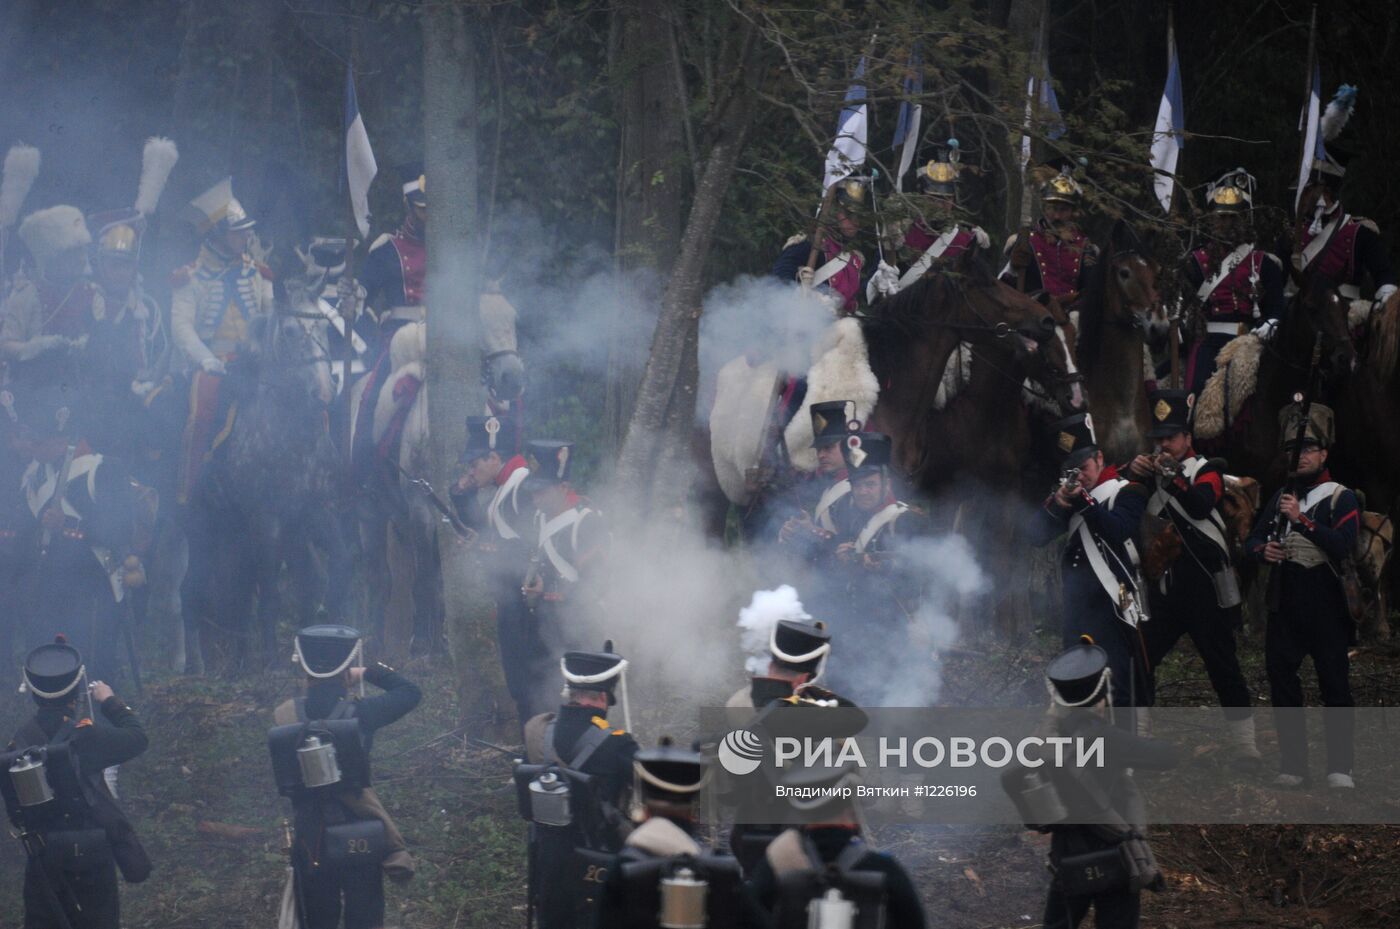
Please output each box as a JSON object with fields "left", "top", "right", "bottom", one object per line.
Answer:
{"left": 82, "top": 137, "right": 179, "bottom": 462}
{"left": 169, "top": 177, "right": 273, "bottom": 503}
{"left": 1002, "top": 163, "right": 1099, "bottom": 305}
{"left": 1181, "top": 168, "right": 1285, "bottom": 396}
{"left": 0, "top": 205, "right": 104, "bottom": 450}
{"left": 1289, "top": 86, "right": 1396, "bottom": 329}
{"left": 867, "top": 139, "right": 990, "bottom": 304}
{"left": 772, "top": 176, "right": 870, "bottom": 316}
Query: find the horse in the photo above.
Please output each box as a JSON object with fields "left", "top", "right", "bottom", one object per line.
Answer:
{"left": 1071, "top": 219, "right": 1167, "bottom": 464}
{"left": 860, "top": 258, "right": 1068, "bottom": 490}
{"left": 181, "top": 307, "right": 338, "bottom": 672}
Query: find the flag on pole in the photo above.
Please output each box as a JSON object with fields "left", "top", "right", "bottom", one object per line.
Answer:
{"left": 1149, "top": 24, "right": 1185, "bottom": 213}
{"left": 1294, "top": 61, "right": 1320, "bottom": 212}
{"left": 344, "top": 64, "right": 377, "bottom": 239}
{"left": 893, "top": 48, "right": 923, "bottom": 192}
{"left": 1020, "top": 62, "right": 1067, "bottom": 172}
{"left": 823, "top": 58, "right": 869, "bottom": 192}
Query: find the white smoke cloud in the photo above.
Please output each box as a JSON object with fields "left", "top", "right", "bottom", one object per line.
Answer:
{"left": 699, "top": 274, "right": 835, "bottom": 394}
{"left": 736, "top": 585, "right": 813, "bottom": 675}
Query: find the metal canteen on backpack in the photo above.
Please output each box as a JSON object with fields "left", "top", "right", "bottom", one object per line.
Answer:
{"left": 8, "top": 753, "right": 53, "bottom": 808}
{"left": 527, "top": 770, "right": 572, "bottom": 826}
{"left": 1016, "top": 769, "right": 1069, "bottom": 826}
{"left": 296, "top": 734, "right": 343, "bottom": 789}
{"left": 807, "top": 888, "right": 857, "bottom": 929}
{"left": 1211, "top": 566, "right": 1242, "bottom": 608}
{"left": 659, "top": 866, "right": 709, "bottom": 928}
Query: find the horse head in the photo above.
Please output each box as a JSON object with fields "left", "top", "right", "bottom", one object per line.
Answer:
{"left": 479, "top": 289, "right": 525, "bottom": 405}
{"left": 1104, "top": 219, "right": 1166, "bottom": 339}
{"left": 958, "top": 254, "right": 1059, "bottom": 352}
{"left": 246, "top": 306, "right": 335, "bottom": 410}
{"left": 1024, "top": 291, "right": 1086, "bottom": 412}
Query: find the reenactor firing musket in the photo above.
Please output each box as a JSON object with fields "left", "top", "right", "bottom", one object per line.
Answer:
{"left": 391, "top": 458, "right": 477, "bottom": 543}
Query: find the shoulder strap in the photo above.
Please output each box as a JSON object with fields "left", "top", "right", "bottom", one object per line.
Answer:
{"left": 832, "top": 837, "right": 870, "bottom": 875}
{"left": 1197, "top": 243, "right": 1253, "bottom": 301}
{"left": 567, "top": 723, "right": 614, "bottom": 771}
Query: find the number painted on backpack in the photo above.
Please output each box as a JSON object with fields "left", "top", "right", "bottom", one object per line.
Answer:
{"left": 348, "top": 837, "right": 370, "bottom": 854}
{"left": 583, "top": 864, "right": 609, "bottom": 883}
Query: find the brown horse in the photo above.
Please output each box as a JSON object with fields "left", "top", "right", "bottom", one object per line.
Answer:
{"left": 1072, "top": 220, "right": 1166, "bottom": 464}
{"left": 861, "top": 257, "right": 1072, "bottom": 492}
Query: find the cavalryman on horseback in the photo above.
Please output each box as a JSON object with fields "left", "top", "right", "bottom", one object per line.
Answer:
{"left": 170, "top": 177, "right": 273, "bottom": 503}
{"left": 1128, "top": 388, "right": 1259, "bottom": 764}
{"left": 868, "top": 139, "right": 990, "bottom": 304}
{"left": 1032, "top": 413, "right": 1151, "bottom": 711}
{"left": 772, "top": 176, "right": 870, "bottom": 316}
{"left": 1003, "top": 164, "right": 1099, "bottom": 304}
{"left": 1290, "top": 100, "right": 1396, "bottom": 327}
{"left": 1181, "top": 168, "right": 1285, "bottom": 396}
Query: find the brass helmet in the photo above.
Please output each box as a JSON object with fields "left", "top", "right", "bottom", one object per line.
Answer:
{"left": 916, "top": 138, "right": 962, "bottom": 198}
{"left": 832, "top": 175, "right": 871, "bottom": 213}
{"left": 1040, "top": 167, "right": 1083, "bottom": 207}
{"left": 1205, "top": 168, "right": 1256, "bottom": 213}
{"left": 88, "top": 208, "right": 144, "bottom": 261}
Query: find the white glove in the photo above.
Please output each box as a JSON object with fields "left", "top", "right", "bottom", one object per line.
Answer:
{"left": 796, "top": 266, "right": 815, "bottom": 289}
{"left": 200, "top": 356, "right": 226, "bottom": 375}
{"left": 1251, "top": 319, "right": 1278, "bottom": 342}
{"left": 873, "top": 260, "right": 900, "bottom": 296}
{"left": 1375, "top": 284, "right": 1397, "bottom": 308}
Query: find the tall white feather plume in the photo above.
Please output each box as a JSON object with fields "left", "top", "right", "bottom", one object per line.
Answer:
{"left": 0, "top": 144, "right": 41, "bottom": 229}
{"left": 1320, "top": 85, "right": 1358, "bottom": 143}
{"left": 134, "top": 137, "right": 179, "bottom": 216}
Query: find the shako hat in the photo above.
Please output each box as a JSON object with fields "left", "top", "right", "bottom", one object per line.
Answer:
{"left": 1205, "top": 167, "right": 1255, "bottom": 213}
{"left": 561, "top": 640, "right": 627, "bottom": 702}
{"left": 1278, "top": 400, "right": 1335, "bottom": 451}
{"left": 769, "top": 619, "right": 831, "bottom": 677}
{"left": 189, "top": 177, "right": 256, "bottom": 235}
{"left": 399, "top": 163, "right": 427, "bottom": 207}
{"left": 293, "top": 624, "right": 363, "bottom": 678}
{"left": 22, "top": 636, "right": 85, "bottom": 703}
{"left": 809, "top": 400, "right": 856, "bottom": 448}
{"left": 1147, "top": 388, "right": 1193, "bottom": 439}
{"left": 841, "top": 431, "right": 892, "bottom": 475}
{"left": 917, "top": 138, "right": 963, "bottom": 198}
{"left": 462, "top": 414, "right": 517, "bottom": 464}
{"left": 1052, "top": 412, "right": 1098, "bottom": 469}
{"left": 524, "top": 440, "right": 574, "bottom": 489}
{"left": 1046, "top": 636, "right": 1110, "bottom": 706}
{"left": 633, "top": 736, "right": 708, "bottom": 805}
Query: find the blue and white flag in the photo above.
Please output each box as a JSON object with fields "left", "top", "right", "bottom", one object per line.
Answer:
{"left": 1020, "top": 63, "right": 1067, "bottom": 172}
{"left": 1149, "top": 26, "right": 1185, "bottom": 213}
{"left": 823, "top": 58, "right": 868, "bottom": 193}
{"left": 1294, "top": 62, "right": 1321, "bottom": 211}
{"left": 344, "top": 65, "right": 377, "bottom": 239}
{"left": 893, "top": 48, "right": 923, "bottom": 191}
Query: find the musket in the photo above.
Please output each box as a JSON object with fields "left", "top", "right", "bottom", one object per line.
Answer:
{"left": 803, "top": 182, "right": 841, "bottom": 282}
{"left": 390, "top": 459, "right": 477, "bottom": 542}
{"left": 1266, "top": 332, "right": 1325, "bottom": 612}
{"left": 468, "top": 736, "right": 523, "bottom": 760}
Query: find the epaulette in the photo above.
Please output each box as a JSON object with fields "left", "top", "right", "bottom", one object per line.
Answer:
{"left": 1262, "top": 252, "right": 1284, "bottom": 269}
{"left": 782, "top": 232, "right": 809, "bottom": 250}
{"left": 1002, "top": 233, "right": 1019, "bottom": 255}
{"left": 169, "top": 264, "right": 194, "bottom": 288}
{"left": 589, "top": 715, "right": 627, "bottom": 736}
{"left": 1355, "top": 216, "right": 1380, "bottom": 235}
{"left": 76, "top": 718, "right": 93, "bottom": 728}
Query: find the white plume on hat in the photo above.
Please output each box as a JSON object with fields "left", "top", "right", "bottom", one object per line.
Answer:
{"left": 1320, "top": 85, "right": 1357, "bottom": 143}
{"left": 737, "top": 585, "right": 811, "bottom": 675}
{"left": 134, "top": 137, "right": 179, "bottom": 216}
{"left": 0, "top": 144, "right": 41, "bottom": 229}
{"left": 19, "top": 205, "right": 91, "bottom": 267}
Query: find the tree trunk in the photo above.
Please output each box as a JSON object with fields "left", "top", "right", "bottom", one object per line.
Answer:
{"left": 422, "top": 1, "right": 492, "bottom": 728}
{"left": 604, "top": 0, "right": 686, "bottom": 462}
{"left": 612, "top": 39, "right": 758, "bottom": 515}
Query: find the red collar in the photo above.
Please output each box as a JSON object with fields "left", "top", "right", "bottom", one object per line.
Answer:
{"left": 1301, "top": 468, "right": 1333, "bottom": 489}
{"left": 496, "top": 454, "right": 528, "bottom": 486}
{"left": 1092, "top": 463, "right": 1122, "bottom": 489}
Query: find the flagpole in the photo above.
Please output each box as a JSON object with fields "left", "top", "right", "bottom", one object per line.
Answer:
{"left": 1295, "top": 3, "right": 1318, "bottom": 217}
{"left": 1018, "top": 1, "right": 1050, "bottom": 228}
{"left": 1164, "top": 5, "right": 1176, "bottom": 216}
{"left": 342, "top": 17, "right": 360, "bottom": 478}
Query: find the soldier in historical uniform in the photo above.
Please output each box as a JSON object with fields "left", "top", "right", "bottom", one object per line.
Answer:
{"left": 1002, "top": 165, "right": 1099, "bottom": 304}
{"left": 448, "top": 415, "right": 547, "bottom": 724}
{"left": 1, "top": 205, "right": 105, "bottom": 446}
{"left": 825, "top": 431, "right": 925, "bottom": 698}
{"left": 745, "top": 763, "right": 927, "bottom": 929}
{"left": 1181, "top": 168, "right": 1286, "bottom": 396}
{"left": 1003, "top": 638, "right": 1177, "bottom": 929}
{"left": 1128, "top": 389, "right": 1258, "bottom": 763}
{"left": 1031, "top": 414, "right": 1151, "bottom": 711}
{"left": 1245, "top": 403, "right": 1360, "bottom": 788}
{"left": 521, "top": 644, "right": 639, "bottom": 929}
{"left": 1291, "top": 132, "right": 1396, "bottom": 325}
{"left": 775, "top": 400, "right": 854, "bottom": 558}
{"left": 169, "top": 177, "right": 273, "bottom": 504}
{"left": 522, "top": 440, "right": 609, "bottom": 657}
{"left": 726, "top": 617, "right": 832, "bottom": 711}
{"left": 867, "top": 139, "right": 990, "bottom": 304}
{"left": 593, "top": 736, "right": 760, "bottom": 929}
{"left": 274, "top": 625, "right": 421, "bottom": 929}
{"left": 5, "top": 636, "right": 150, "bottom": 929}
{"left": 772, "top": 176, "right": 870, "bottom": 316}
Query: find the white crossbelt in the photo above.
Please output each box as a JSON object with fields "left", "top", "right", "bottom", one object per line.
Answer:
{"left": 488, "top": 466, "right": 529, "bottom": 541}
{"left": 812, "top": 252, "right": 852, "bottom": 289}
{"left": 1066, "top": 479, "right": 1143, "bottom": 627}
{"left": 537, "top": 506, "right": 594, "bottom": 583}
{"left": 1205, "top": 321, "right": 1244, "bottom": 336}
{"left": 1148, "top": 457, "right": 1230, "bottom": 559}
{"left": 854, "top": 502, "right": 907, "bottom": 554}
{"left": 897, "top": 229, "right": 959, "bottom": 289}
{"left": 813, "top": 479, "right": 851, "bottom": 532}
{"left": 1196, "top": 243, "right": 1253, "bottom": 302}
